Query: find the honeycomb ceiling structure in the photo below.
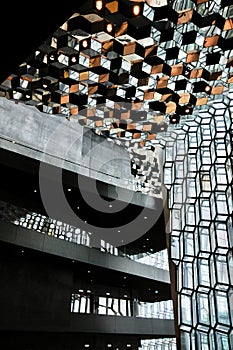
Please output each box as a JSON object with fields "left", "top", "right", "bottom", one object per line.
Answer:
{"left": 0, "top": 0, "right": 233, "bottom": 195}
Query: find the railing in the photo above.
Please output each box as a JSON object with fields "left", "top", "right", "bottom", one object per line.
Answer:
{"left": 0, "top": 200, "right": 169, "bottom": 270}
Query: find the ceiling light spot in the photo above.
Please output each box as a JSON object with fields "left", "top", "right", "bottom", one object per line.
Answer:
{"left": 106, "top": 23, "right": 113, "bottom": 33}
{"left": 133, "top": 5, "right": 140, "bottom": 16}
{"left": 67, "top": 188, "right": 71, "bottom": 192}
{"left": 71, "top": 56, "right": 77, "bottom": 63}
{"left": 82, "top": 40, "right": 88, "bottom": 48}
{"left": 96, "top": 0, "right": 103, "bottom": 11}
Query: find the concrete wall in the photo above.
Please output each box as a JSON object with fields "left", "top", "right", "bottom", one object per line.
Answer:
{"left": 0, "top": 98, "right": 133, "bottom": 189}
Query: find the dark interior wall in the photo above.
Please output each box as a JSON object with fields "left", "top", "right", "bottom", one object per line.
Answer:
{"left": 0, "top": 245, "right": 73, "bottom": 331}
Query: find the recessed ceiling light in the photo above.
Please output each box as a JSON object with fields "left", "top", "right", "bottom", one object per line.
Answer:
{"left": 71, "top": 56, "right": 77, "bottom": 63}
{"left": 79, "top": 289, "right": 84, "bottom": 293}
{"left": 146, "top": 238, "right": 149, "bottom": 241}
{"left": 96, "top": 0, "right": 103, "bottom": 11}
{"left": 34, "top": 189, "right": 37, "bottom": 193}
{"left": 106, "top": 292, "right": 111, "bottom": 296}
{"left": 133, "top": 5, "right": 140, "bottom": 16}
{"left": 106, "top": 23, "right": 113, "bottom": 33}
{"left": 67, "top": 188, "right": 71, "bottom": 192}
{"left": 144, "top": 216, "right": 148, "bottom": 219}
{"left": 84, "top": 345, "right": 90, "bottom": 348}
{"left": 155, "top": 290, "right": 159, "bottom": 294}
{"left": 107, "top": 345, "right": 112, "bottom": 348}
{"left": 82, "top": 40, "right": 88, "bottom": 48}
{"left": 205, "top": 85, "right": 211, "bottom": 92}
{"left": 109, "top": 204, "right": 112, "bottom": 208}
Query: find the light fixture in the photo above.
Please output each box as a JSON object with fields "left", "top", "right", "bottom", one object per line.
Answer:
{"left": 146, "top": 238, "right": 149, "bottom": 241}
{"left": 107, "top": 345, "right": 112, "bottom": 348}
{"left": 106, "top": 23, "right": 113, "bottom": 33}
{"left": 12, "top": 140, "right": 16, "bottom": 143}
{"left": 34, "top": 189, "right": 37, "bottom": 193}
{"left": 127, "top": 345, "right": 132, "bottom": 348}
{"left": 109, "top": 204, "right": 112, "bottom": 208}
{"left": 205, "top": 85, "right": 211, "bottom": 92}
{"left": 87, "top": 290, "right": 91, "bottom": 293}
{"left": 124, "top": 294, "right": 128, "bottom": 298}
{"left": 106, "top": 292, "right": 111, "bottom": 296}
{"left": 155, "top": 290, "right": 159, "bottom": 294}
{"left": 79, "top": 289, "right": 84, "bottom": 293}
{"left": 185, "top": 108, "right": 190, "bottom": 114}
{"left": 84, "top": 345, "right": 90, "bottom": 348}
{"left": 118, "top": 230, "right": 121, "bottom": 233}
{"left": 96, "top": 0, "right": 103, "bottom": 11}
{"left": 144, "top": 216, "right": 148, "bottom": 219}
{"left": 123, "top": 276, "right": 127, "bottom": 279}
{"left": 82, "top": 40, "right": 88, "bottom": 48}
{"left": 77, "top": 206, "right": 80, "bottom": 210}
{"left": 67, "top": 188, "right": 71, "bottom": 192}
{"left": 133, "top": 4, "right": 140, "bottom": 16}
{"left": 88, "top": 270, "right": 91, "bottom": 273}
{"left": 21, "top": 250, "right": 24, "bottom": 253}
{"left": 71, "top": 56, "right": 77, "bottom": 63}
{"left": 42, "top": 84, "right": 48, "bottom": 89}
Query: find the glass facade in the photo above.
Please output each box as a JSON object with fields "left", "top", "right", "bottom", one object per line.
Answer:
{"left": 162, "top": 94, "right": 233, "bottom": 350}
